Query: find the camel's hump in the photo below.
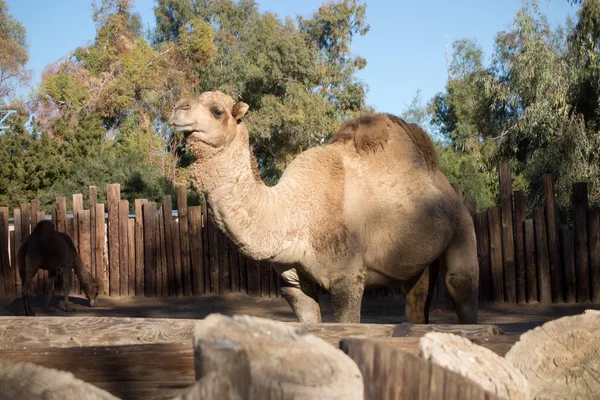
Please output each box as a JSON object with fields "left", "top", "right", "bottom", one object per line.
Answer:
{"left": 330, "top": 113, "right": 438, "bottom": 171}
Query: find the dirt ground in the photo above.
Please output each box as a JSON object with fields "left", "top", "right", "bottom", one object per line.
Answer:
{"left": 1, "top": 292, "right": 598, "bottom": 335}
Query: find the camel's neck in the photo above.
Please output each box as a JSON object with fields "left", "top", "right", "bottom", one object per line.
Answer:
{"left": 73, "top": 256, "right": 96, "bottom": 295}
{"left": 192, "top": 131, "right": 293, "bottom": 261}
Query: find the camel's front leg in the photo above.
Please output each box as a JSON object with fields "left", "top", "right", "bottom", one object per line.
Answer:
{"left": 44, "top": 271, "right": 57, "bottom": 312}
{"left": 277, "top": 267, "right": 323, "bottom": 324}
{"left": 329, "top": 274, "right": 365, "bottom": 324}
{"left": 61, "top": 265, "right": 76, "bottom": 312}
{"left": 21, "top": 268, "right": 36, "bottom": 317}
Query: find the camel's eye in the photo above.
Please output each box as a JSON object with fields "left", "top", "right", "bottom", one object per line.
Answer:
{"left": 212, "top": 108, "right": 224, "bottom": 119}
{"left": 178, "top": 103, "right": 191, "bottom": 111}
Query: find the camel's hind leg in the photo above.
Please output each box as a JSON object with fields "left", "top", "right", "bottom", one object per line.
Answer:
{"left": 278, "top": 267, "right": 323, "bottom": 323}
{"left": 401, "top": 262, "right": 438, "bottom": 324}
{"left": 441, "top": 208, "right": 479, "bottom": 324}
{"left": 44, "top": 271, "right": 57, "bottom": 312}
{"left": 329, "top": 273, "right": 365, "bottom": 324}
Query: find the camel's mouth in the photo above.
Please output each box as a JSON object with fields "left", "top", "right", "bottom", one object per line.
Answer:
{"left": 171, "top": 124, "right": 196, "bottom": 136}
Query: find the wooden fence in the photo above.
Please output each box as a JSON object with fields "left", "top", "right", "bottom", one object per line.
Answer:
{"left": 0, "top": 162, "right": 597, "bottom": 304}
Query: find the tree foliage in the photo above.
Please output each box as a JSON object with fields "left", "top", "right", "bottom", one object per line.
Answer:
{"left": 0, "top": 0, "right": 31, "bottom": 102}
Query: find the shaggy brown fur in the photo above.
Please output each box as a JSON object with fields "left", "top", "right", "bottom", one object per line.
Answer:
{"left": 331, "top": 113, "right": 438, "bottom": 170}
{"left": 18, "top": 220, "right": 101, "bottom": 316}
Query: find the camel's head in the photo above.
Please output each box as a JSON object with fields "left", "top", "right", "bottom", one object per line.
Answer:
{"left": 86, "top": 281, "right": 101, "bottom": 307}
{"left": 169, "top": 91, "right": 249, "bottom": 157}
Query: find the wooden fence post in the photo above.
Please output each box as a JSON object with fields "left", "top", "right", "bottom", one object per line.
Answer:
{"left": 513, "top": 190, "right": 527, "bottom": 303}
{"left": 587, "top": 208, "right": 599, "bottom": 303}
{"left": 524, "top": 219, "right": 538, "bottom": 303}
{"left": 474, "top": 211, "right": 490, "bottom": 303}
{"left": 543, "top": 175, "right": 562, "bottom": 303}
{"left": 156, "top": 208, "right": 164, "bottom": 296}
{"left": 173, "top": 218, "right": 183, "bottom": 297}
{"left": 56, "top": 197, "right": 67, "bottom": 233}
{"left": 487, "top": 207, "right": 504, "bottom": 302}
{"left": 107, "top": 184, "right": 121, "bottom": 296}
{"left": 572, "top": 182, "right": 590, "bottom": 302}
{"left": 89, "top": 187, "right": 97, "bottom": 282}
{"left": 560, "top": 226, "right": 577, "bottom": 303}
{"left": 134, "top": 199, "right": 147, "bottom": 296}
{"left": 162, "top": 196, "right": 176, "bottom": 296}
{"left": 189, "top": 206, "right": 204, "bottom": 295}
{"left": 499, "top": 163, "right": 516, "bottom": 303}
{"left": 0, "top": 208, "right": 10, "bottom": 296}
{"left": 207, "top": 208, "right": 220, "bottom": 294}
{"left": 119, "top": 199, "right": 130, "bottom": 296}
{"left": 218, "top": 230, "right": 230, "bottom": 294}
{"left": 201, "top": 201, "right": 210, "bottom": 294}
{"left": 177, "top": 185, "right": 192, "bottom": 296}
{"left": 73, "top": 194, "right": 83, "bottom": 294}
{"left": 534, "top": 208, "right": 552, "bottom": 303}
{"left": 95, "top": 204, "right": 106, "bottom": 295}
{"left": 78, "top": 211, "right": 92, "bottom": 291}
{"left": 143, "top": 202, "right": 157, "bottom": 297}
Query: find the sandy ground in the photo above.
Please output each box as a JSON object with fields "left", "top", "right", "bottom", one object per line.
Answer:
{"left": 1, "top": 292, "right": 598, "bottom": 335}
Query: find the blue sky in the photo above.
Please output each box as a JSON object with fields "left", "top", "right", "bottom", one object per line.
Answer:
{"left": 7, "top": 0, "right": 577, "bottom": 114}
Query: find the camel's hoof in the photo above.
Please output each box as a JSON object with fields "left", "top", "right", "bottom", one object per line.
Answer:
{"left": 64, "top": 303, "right": 76, "bottom": 312}
{"left": 44, "top": 305, "right": 57, "bottom": 313}
{"left": 24, "top": 310, "right": 36, "bottom": 317}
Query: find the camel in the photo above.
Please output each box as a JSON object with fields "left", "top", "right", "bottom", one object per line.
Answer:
{"left": 17, "top": 220, "right": 102, "bottom": 316}
{"left": 169, "top": 90, "right": 479, "bottom": 324}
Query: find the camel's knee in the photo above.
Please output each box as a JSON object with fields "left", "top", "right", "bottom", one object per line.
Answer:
{"left": 444, "top": 272, "right": 478, "bottom": 324}
{"left": 279, "top": 268, "right": 322, "bottom": 323}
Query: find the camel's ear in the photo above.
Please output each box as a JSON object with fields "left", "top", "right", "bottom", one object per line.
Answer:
{"left": 232, "top": 101, "right": 249, "bottom": 122}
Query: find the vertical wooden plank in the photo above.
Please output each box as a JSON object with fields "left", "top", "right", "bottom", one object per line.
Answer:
{"left": 207, "top": 208, "right": 220, "bottom": 294}
{"left": 513, "top": 190, "right": 527, "bottom": 304}
{"left": 13, "top": 209, "right": 22, "bottom": 293}
{"left": 89, "top": 186, "right": 97, "bottom": 281}
{"left": 95, "top": 204, "right": 106, "bottom": 295}
{"left": 260, "top": 261, "right": 270, "bottom": 297}
{"left": 30, "top": 200, "right": 40, "bottom": 227}
{"left": 72, "top": 194, "right": 83, "bottom": 248}
{"left": 498, "top": 163, "right": 516, "bottom": 303}
{"left": 107, "top": 184, "right": 121, "bottom": 296}
{"left": 20, "top": 203, "right": 31, "bottom": 242}
{"left": 51, "top": 208, "right": 56, "bottom": 227}
{"left": 534, "top": 207, "right": 552, "bottom": 303}
{"left": 238, "top": 252, "right": 248, "bottom": 294}
{"left": 587, "top": 208, "right": 599, "bottom": 303}
{"left": 201, "top": 202, "right": 210, "bottom": 294}
{"left": 543, "top": 175, "right": 562, "bottom": 303}
{"left": 269, "top": 264, "right": 277, "bottom": 298}
{"left": 20, "top": 203, "right": 35, "bottom": 293}
{"left": 156, "top": 209, "right": 165, "bottom": 297}
{"left": 73, "top": 194, "right": 84, "bottom": 295}
{"left": 119, "top": 200, "right": 130, "bottom": 296}
{"left": 172, "top": 219, "right": 183, "bottom": 297}
{"left": 218, "top": 230, "right": 230, "bottom": 294}
{"left": 560, "top": 226, "right": 577, "bottom": 303}
{"left": 176, "top": 185, "right": 192, "bottom": 296}
{"left": 573, "top": 182, "right": 590, "bottom": 302}
{"left": 128, "top": 218, "right": 135, "bottom": 296}
{"left": 56, "top": 196, "right": 67, "bottom": 233}
{"left": 0, "top": 209, "right": 10, "bottom": 296}
{"left": 474, "top": 211, "right": 490, "bottom": 303}
{"left": 9, "top": 230, "right": 15, "bottom": 291}
{"left": 78, "top": 210, "right": 92, "bottom": 293}
{"left": 134, "top": 199, "right": 147, "bottom": 296}
{"left": 246, "top": 257, "right": 260, "bottom": 297}
{"left": 464, "top": 196, "right": 477, "bottom": 220}
{"left": 188, "top": 206, "right": 204, "bottom": 295}
{"left": 162, "top": 196, "right": 176, "bottom": 296}
{"left": 143, "top": 202, "right": 157, "bottom": 297}
{"left": 160, "top": 213, "right": 168, "bottom": 297}
{"left": 230, "top": 240, "right": 239, "bottom": 293}
{"left": 36, "top": 210, "right": 48, "bottom": 294}
{"left": 487, "top": 207, "right": 504, "bottom": 302}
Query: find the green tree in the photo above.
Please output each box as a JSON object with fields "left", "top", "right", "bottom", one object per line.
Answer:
{"left": 0, "top": 0, "right": 31, "bottom": 102}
